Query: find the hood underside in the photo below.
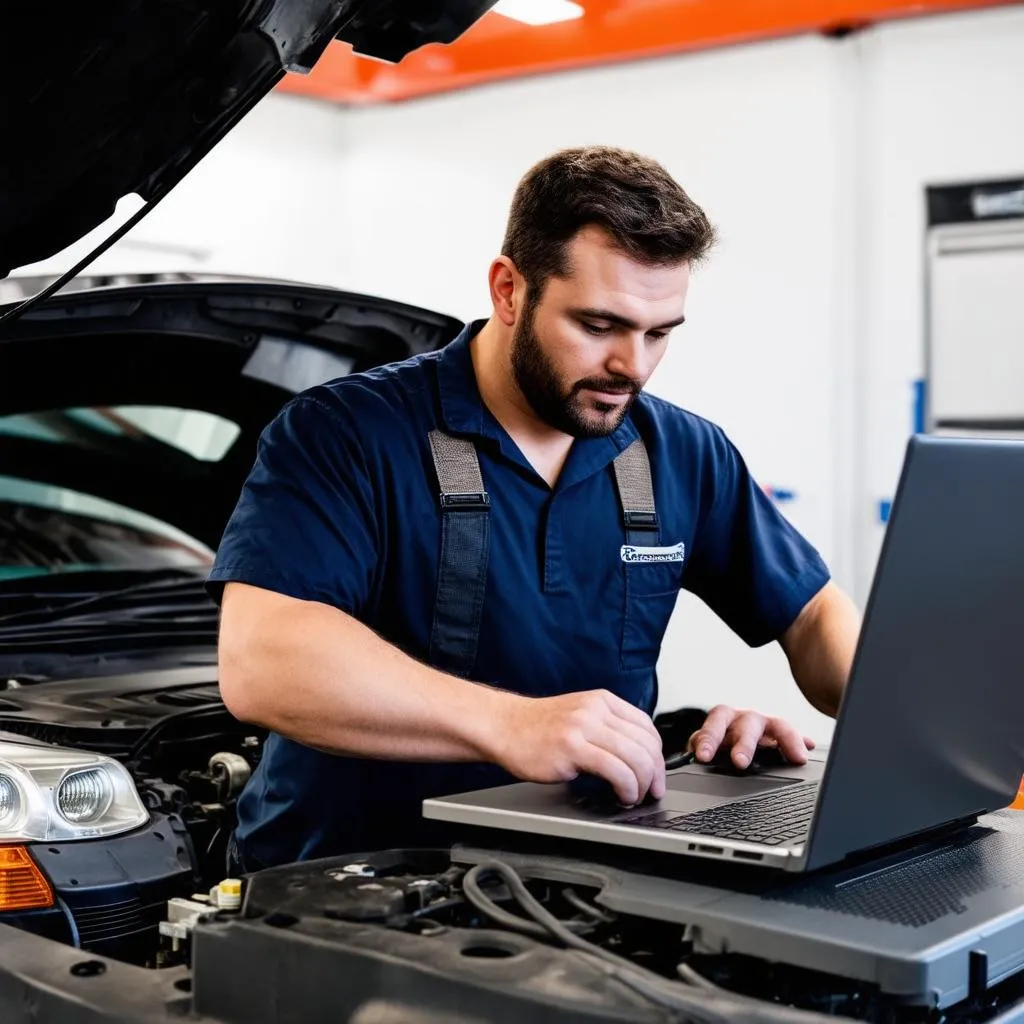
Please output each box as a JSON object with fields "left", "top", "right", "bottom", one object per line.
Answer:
{"left": 0, "top": 278, "right": 463, "bottom": 549}
{"left": 0, "top": 0, "right": 495, "bottom": 279}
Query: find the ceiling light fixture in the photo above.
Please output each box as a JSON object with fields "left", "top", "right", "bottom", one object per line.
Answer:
{"left": 491, "top": 0, "right": 584, "bottom": 27}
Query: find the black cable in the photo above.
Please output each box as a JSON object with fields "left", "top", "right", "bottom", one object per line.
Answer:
{"left": 56, "top": 896, "right": 82, "bottom": 949}
{"left": 462, "top": 860, "right": 844, "bottom": 1024}
{"left": 205, "top": 825, "right": 224, "bottom": 859}
{"left": 665, "top": 751, "right": 698, "bottom": 770}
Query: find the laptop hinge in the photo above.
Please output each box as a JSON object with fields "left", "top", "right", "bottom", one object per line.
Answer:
{"left": 829, "top": 813, "right": 981, "bottom": 876}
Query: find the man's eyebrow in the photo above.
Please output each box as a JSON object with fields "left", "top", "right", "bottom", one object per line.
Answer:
{"left": 571, "top": 308, "right": 686, "bottom": 331}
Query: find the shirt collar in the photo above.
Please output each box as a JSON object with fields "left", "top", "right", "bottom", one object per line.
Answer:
{"left": 434, "top": 319, "right": 640, "bottom": 487}
{"left": 436, "top": 320, "right": 490, "bottom": 438}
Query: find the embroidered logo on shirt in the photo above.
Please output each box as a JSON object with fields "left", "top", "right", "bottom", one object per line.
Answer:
{"left": 620, "top": 542, "right": 685, "bottom": 564}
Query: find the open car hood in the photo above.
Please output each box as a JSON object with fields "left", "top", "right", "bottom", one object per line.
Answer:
{"left": 0, "top": 278, "right": 463, "bottom": 550}
{"left": 0, "top": 1, "right": 495, "bottom": 278}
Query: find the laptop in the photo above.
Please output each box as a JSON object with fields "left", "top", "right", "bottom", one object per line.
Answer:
{"left": 424, "top": 435, "right": 1024, "bottom": 873}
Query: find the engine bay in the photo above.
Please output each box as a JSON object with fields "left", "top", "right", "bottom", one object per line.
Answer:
{"left": 9, "top": 843, "right": 1024, "bottom": 1024}
{"left": 0, "top": 666, "right": 263, "bottom": 894}
{"left": 3, "top": 670, "right": 1024, "bottom": 1023}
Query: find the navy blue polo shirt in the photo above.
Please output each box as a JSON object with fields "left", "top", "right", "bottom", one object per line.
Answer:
{"left": 207, "top": 321, "right": 830, "bottom": 869}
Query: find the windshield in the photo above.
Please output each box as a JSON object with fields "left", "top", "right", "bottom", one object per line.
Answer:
{"left": 0, "top": 485, "right": 213, "bottom": 581}
{"left": 0, "top": 405, "right": 231, "bottom": 582}
{"left": 0, "top": 405, "right": 240, "bottom": 460}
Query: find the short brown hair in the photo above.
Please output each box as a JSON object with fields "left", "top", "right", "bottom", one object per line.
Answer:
{"left": 501, "top": 146, "right": 716, "bottom": 297}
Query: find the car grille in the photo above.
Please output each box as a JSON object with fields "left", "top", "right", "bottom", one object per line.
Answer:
{"left": 73, "top": 896, "right": 167, "bottom": 946}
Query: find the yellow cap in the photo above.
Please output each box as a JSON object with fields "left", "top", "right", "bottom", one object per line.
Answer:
{"left": 219, "top": 878, "right": 242, "bottom": 896}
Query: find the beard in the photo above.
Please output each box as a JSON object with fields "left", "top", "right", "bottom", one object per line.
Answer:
{"left": 510, "top": 309, "right": 641, "bottom": 439}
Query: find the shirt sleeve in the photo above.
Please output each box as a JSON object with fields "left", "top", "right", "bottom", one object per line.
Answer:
{"left": 682, "top": 426, "right": 830, "bottom": 647}
{"left": 205, "top": 391, "right": 379, "bottom": 615}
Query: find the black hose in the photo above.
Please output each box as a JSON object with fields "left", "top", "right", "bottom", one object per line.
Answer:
{"left": 461, "top": 866, "right": 563, "bottom": 941}
{"left": 676, "top": 963, "right": 721, "bottom": 990}
{"left": 462, "top": 860, "right": 847, "bottom": 1024}
{"left": 563, "top": 887, "right": 615, "bottom": 923}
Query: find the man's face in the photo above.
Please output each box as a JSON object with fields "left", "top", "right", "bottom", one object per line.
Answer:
{"left": 511, "top": 226, "right": 690, "bottom": 438}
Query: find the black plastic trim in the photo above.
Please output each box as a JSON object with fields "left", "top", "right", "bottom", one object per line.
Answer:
{"left": 927, "top": 178, "right": 1024, "bottom": 227}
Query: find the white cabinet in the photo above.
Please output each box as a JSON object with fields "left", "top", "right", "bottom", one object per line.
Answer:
{"left": 928, "top": 219, "right": 1024, "bottom": 433}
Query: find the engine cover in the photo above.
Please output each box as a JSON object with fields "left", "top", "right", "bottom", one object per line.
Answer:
{"left": 191, "top": 850, "right": 667, "bottom": 1024}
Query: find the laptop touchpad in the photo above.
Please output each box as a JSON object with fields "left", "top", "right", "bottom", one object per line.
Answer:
{"left": 657, "top": 770, "right": 799, "bottom": 813}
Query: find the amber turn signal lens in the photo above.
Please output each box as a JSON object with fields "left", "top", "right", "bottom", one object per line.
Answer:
{"left": 1012, "top": 778, "right": 1024, "bottom": 811}
{"left": 0, "top": 845, "right": 54, "bottom": 911}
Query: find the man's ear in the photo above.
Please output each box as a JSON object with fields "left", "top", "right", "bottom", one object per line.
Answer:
{"left": 488, "top": 256, "right": 525, "bottom": 328}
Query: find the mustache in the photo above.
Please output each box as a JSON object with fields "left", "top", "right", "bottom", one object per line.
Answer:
{"left": 571, "top": 377, "right": 642, "bottom": 396}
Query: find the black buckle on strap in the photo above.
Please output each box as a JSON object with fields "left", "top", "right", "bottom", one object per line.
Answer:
{"left": 440, "top": 491, "right": 491, "bottom": 512}
{"left": 623, "top": 509, "right": 659, "bottom": 531}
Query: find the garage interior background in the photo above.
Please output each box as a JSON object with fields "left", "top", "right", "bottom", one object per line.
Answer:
{"left": 9, "top": 2, "right": 1023, "bottom": 743}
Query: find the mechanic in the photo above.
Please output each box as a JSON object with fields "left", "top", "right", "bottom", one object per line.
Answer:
{"left": 208, "top": 146, "right": 861, "bottom": 872}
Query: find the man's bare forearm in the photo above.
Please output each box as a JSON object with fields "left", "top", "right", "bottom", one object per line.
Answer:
{"left": 217, "top": 582, "right": 514, "bottom": 761}
{"left": 780, "top": 581, "right": 861, "bottom": 718}
{"left": 217, "top": 582, "right": 673, "bottom": 804}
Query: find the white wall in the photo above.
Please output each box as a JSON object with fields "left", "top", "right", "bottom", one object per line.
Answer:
{"left": 321, "top": 7, "right": 1024, "bottom": 740}
{"left": 304, "top": 35, "right": 860, "bottom": 742}
{"left": 855, "top": 6, "right": 1024, "bottom": 602}
{"left": 15, "top": 96, "right": 356, "bottom": 287}
{"left": 17, "top": 6, "right": 1024, "bottom": 742}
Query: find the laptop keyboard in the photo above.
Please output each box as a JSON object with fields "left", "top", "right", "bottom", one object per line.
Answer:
{"left": 620, "top": 781, "right": 820, "bottom": 846}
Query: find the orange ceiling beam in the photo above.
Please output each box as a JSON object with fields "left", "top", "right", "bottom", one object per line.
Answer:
{"left": 277, "top": 0, "right": 1020, "bottom": 105}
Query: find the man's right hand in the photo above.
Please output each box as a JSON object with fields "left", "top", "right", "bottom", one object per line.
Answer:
{"left": 489, "top": 689, "right": 667, "bottom": 807}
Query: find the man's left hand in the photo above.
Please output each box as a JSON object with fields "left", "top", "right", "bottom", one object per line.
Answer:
{"left": 688, "top": 704, "right": 816, "bottom": 769}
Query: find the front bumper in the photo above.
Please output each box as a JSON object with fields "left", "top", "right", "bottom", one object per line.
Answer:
{"left": 2, "top": 813, "right": 195, "bottom": 963}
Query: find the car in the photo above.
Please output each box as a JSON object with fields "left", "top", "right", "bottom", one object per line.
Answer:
{"left": 3, "top": 4, "right": 1024, "bottom": 1023}
{"left": 0, "top": 271, "right": 463, "bottom": 964}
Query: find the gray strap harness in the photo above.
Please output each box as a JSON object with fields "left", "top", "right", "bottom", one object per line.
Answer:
{"left": 427, "top": 429, "right": 658, "bottom": 677}
{"left": 612, "top": 438, "right": 659, "bottom": 543}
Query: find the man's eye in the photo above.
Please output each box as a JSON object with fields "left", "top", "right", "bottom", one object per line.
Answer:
{"left": 647, "top": 332, "right": 667, "bottom": 343}
{"left": 582, "top": 322, "right": 610, "bottom": 336}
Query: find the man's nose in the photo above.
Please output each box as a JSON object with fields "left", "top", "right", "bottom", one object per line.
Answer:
{"left": 606, "top": 334, "right": 648, "bottom": 382}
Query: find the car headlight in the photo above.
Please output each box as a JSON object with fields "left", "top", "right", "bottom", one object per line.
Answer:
{"left": 0, "top": 772, "right": 22, "bottom": 828}
{"left": 0, "top": 741, "right": 148, "bottom": 841}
